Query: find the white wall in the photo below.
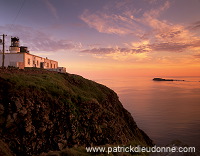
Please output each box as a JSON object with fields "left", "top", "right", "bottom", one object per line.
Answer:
{"left": 24, "top": 53, "right": 58, "bottom": 69}
{"left": 24, "top": 53, "right": 44, "bottom": 68}
{"left": 44, "top": 58, "right": 58, "bottom": 69}
{"left": 0, "top": 53, "right": 58, "bottom": 69}
{"left": 0, "top": 53, "right": 24, "bottom": 67}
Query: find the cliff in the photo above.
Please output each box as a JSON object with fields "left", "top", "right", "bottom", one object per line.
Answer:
{"left": 0, "top": 68, "right": 153, "bottom": 155}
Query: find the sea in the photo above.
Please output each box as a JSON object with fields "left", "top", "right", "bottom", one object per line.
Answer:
{"left": 93, "top": 76, "right": 200, "bottom": 149}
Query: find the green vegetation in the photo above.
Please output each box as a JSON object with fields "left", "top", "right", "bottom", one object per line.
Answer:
{"left": 0, "top": 69, "right": 110, "bottom": 104}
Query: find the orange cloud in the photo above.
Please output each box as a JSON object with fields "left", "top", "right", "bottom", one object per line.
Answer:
{"left": 80, "top": 1, "right": 170, "bottom": 36}
{"left": 80, "top": 10, "right": 137, "bottom": 35}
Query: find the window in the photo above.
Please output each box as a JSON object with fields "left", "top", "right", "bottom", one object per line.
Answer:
{"left": 28, "top": 59, "right": 30, "bottom": 65}
{"left": 54, "top": 64, "right": 55, "bottom": 68}
{"left": 37, "top": 61, "right": 39, "bottom": 66}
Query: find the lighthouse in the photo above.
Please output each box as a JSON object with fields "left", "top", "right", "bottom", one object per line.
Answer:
{"left": 9, "top": 37, "right": 29, "bottom": 53}
{"left": 0, "top": 35, "right": 66, "bottom": 72}
{"left": 9, "top": 37, "right": 20, "bottom": 53}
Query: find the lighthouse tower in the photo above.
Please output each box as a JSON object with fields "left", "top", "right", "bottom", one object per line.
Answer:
{"left": 9, "top": 37, "right": 20, "bottom": 53}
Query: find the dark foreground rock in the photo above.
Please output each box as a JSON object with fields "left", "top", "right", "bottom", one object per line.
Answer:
{"left": 0, "top": 69, "right": 153, "bottom": 155}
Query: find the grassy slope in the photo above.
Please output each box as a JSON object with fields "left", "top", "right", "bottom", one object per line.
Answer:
{"left": 0, "top": 69, "right": 109, "bottom": 104}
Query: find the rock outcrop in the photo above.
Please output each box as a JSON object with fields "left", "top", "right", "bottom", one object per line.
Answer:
{"left": 0, "top": 68, "right": 153, "bottom": 155}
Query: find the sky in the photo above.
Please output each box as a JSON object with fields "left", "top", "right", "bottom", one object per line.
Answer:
{"left": 0, "top": 0, "right": 200, "bottom": 79}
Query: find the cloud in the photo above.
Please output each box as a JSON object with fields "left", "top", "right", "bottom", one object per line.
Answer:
{"left": 81, "top": 40, "right": 151, "bottom": 55}
{"left": 80, "top": 0, "right": 170, "bottom": 36}
{"left": 80, "top": 0, "right": 146, "bottom": 35}
{"left": 81, "top": 47, "right": 145, "bottom": 54}
{"left": 194, "top": 54, "right": 200, "bottom": 58}
{"left": 43, "top": 0, "right": 59, "bottom": 19}
{"left": 80, "top": 15, "right": 200, "bottom": 59}
{"left": 81, "top": 27, "right": 200, "bottom": 60}
{"left": 80, "top": 10, "right": 135, "bottom": 35}
{"left": 81, "top": 47, "right": 149, "bottom": 61}
{"left": 81, "top": 48, "right": 114, "bottom": 54}
{"left": 142, "top": 17, "right": 200, "bottom": 52}
{"left": 0, "top": 25, "right": 81, "bottom": 52}
{"left": 150, "top": 42, "right": 190, "bottom": 52}
{"left": 143, "top": 1, "right": 170, "bottom": 18}
{"left": 80, "top": 40, "right": 151, "bottom": 61}
{"left": 80, "top": 0, "right": 200, "bottom": 55}
{"left": 187, "top": 21, "right": 200, "bottom": 31}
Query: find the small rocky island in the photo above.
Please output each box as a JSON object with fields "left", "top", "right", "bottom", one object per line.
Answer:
{"left": 153, "top": 78, "right": 185, "bottom": 81}
{"left": 0, "top": 69, "right": 153, "bottom": 156}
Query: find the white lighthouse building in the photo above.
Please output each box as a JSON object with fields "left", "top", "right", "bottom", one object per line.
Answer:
{"left": 0, "top": 37, "right": 66, "bottom": 73}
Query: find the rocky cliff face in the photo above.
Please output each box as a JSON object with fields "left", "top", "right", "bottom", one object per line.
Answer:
{"left": 0, "top": 69, "right": 153, "bottom": 155}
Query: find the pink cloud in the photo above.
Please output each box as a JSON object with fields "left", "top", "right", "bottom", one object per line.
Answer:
{"left": 80, "top": 1, "right": 170, "bottom": 36}
{"left": 0, "top": 25, "right": 81, "bottom": 52}
{"left": 80, "top": 1, "right": 146, "bottom": 35}
{"left": 80, "top": 10, "right": 135, "bottom": 35}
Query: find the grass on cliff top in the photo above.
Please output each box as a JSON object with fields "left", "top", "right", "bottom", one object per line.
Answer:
{"left": 0, "top": 68, "right": 111, "bottom": 103}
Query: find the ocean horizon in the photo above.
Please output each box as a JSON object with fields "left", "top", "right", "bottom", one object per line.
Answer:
{"left": 93, "top": 76, "right": 200, "bottom": 149}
